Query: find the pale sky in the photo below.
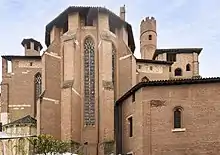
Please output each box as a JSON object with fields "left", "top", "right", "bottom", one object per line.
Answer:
{"left": 0, "top": 0, "right": 220, "bottom": 77}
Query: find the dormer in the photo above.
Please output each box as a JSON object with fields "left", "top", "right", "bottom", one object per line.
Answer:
{"left": 21, "top": 38, "right": 43, "bottom": 56}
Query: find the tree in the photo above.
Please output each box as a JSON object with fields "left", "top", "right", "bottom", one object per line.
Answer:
{"left": 27, "top": 134, "right": 82, "bottom": 154}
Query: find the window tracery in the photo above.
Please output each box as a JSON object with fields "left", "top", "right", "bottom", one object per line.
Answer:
{"left": 84, "top": 37, "right": 95, "bottom": 126}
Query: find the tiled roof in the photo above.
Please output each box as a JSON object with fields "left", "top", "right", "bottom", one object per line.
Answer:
{"left": 3, "top": 115, "right": 36, "bottom": 127}
{"left": 136, "top": 59, "right": 173, "bottom": 65}
{"left": 115, "top": 77, "right": 220, "bottom": 106}
{"left": 45, "top": 6, "right": 135, "bottom": 52}
{"left": 153, "top": 48, "right": 202, "bottom": 59}
{"left": 1, "top": 55, "right": 41, "bottom": 61}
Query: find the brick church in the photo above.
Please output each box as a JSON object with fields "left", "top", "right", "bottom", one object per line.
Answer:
{"left": 1, "top": 5, "right": 220, "bottom": 155}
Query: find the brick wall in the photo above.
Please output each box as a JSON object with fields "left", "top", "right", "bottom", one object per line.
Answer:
{"left": 122, "top": 82, "right": 220, "bottom": 155}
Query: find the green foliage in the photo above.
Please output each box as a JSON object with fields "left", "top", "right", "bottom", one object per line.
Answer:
{"left": 27, "top": 134, "right": 82, "bottom": 154}
{"left": 103, "top": 140, "right": 115, "bottom": 155}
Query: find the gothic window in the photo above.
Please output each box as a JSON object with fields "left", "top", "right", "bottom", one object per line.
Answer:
{"left": 84, "top": 37, "right": 95, "bottom": 126}
{"left": 186, "top": 64, "right": 191, "bottom": 71}
{"left": 112, "top": 43, "right": 116, "bottom": 85}
{"left": 174, "top": 68, "right": 182, "bottom": 76}
{"left": 174, "top": 107, "right": 182, "bottom": 128}
{"left": 34, "top": 73, "right": 42, "bottom": 117}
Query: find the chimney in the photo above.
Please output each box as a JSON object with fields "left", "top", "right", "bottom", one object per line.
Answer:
{"left": 120, "top": 5, "right": 126, "bottom": 21}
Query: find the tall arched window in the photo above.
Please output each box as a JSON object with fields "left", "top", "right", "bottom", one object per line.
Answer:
{"left": 174, "top": 107, "right": 182, "bottom": 128}
{"left": 112, "top": 43, "right": 116, "bottom": 85}
{"left": 84, "top": 37, "right": 95, "bottom": 126}
{"left": 174, "top": 68, "right": 182, "bottom": 76}
{"left": 186, "top": 64, "right": 191, "bottom": 71}
{"left": 34, "top": 73, "right": 42, "bottom": 117}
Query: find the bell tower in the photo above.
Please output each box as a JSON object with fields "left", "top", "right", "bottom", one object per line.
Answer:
{"left": 21, "top": 38, "right": 43, "bottom": 56}
{"left": 140, "top": 17, "right": 157, "bottom": 59}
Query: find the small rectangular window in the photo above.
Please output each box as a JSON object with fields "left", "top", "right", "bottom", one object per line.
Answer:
{"left": 128, "top": 117, "right": 133, "bottom": 137}
{"left": 132, "top": 93, "right": 135, "bottom": 102}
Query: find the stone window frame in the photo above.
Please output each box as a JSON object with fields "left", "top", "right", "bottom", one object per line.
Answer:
{"left": 172, "top": 106, "right": 186, "bottom": 132}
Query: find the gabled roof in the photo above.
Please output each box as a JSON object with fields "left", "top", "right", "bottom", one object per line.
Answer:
{"left": 1, "top": 55, "right": 41, "bottom": 61}
{"left": 153, "top": 48, "right": 203, "bottom": 59}
{"left": 3, "top": 115, "right": 36, "bottom": 127}
{"left": 45, "top": 6, "right": 135, "bottom": 52}
{"left": 115, "top": 77, "right": 220, "bottom": 106}
{"left": 136, "top": 59, "right": 173, "bottom": 65}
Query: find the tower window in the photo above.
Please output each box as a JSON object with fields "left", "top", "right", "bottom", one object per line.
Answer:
{"left": 26, "top": 42, "right": 31, "bottom": 49}
{"left": 149, "top": 66, "right": 153, "bottom": 70}
{"left": 186, "top": 64, "right": 191, "bottom": 71}
{"left": 30, "top": 62, "right": 33, "bottom": 66}
{"left": 34, "top": 43, "right": 38, "bottom": 51}
{"left": 174, "top": 68, "right": 182, "bottom": 76}
{"left": 174, "top": 107, "right": 182, "bottom": 128}
{"left": 148, "top": 35, "right": 152, "bottom": 40}
{"left": 128, "top": 116, "right": 133, "bottom": 137}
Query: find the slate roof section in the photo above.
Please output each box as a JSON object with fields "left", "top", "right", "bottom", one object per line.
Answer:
{"left": 115, "top": 77, "right": 220, "bottom": 106}
{"left": 1, "top": 55, "right": 41, "bottom": 61}
{"left": 3, "top": 115, "right": 37, "bottom": 127}
{"left": 153, "top": 48, "right": 203, "bottom": 59}
{"left": 45, "top": 6, "right": 135, "bottom": 52}
{"left": 21, "top": 38, "right": 43, "bottom": 50}
{"left": 136, "top": 59, "right": 173, "bottom": 65}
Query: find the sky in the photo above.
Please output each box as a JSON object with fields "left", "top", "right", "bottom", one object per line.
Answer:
{"left": 0, "top": 0, "right": 220, "bottom": 77}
